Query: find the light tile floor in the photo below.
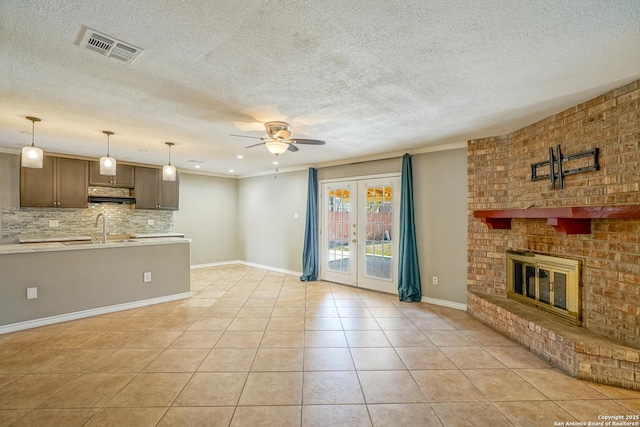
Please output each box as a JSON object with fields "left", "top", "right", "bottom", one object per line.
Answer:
{"left": 1, "top": 264, "right": 639, "bottom": 426}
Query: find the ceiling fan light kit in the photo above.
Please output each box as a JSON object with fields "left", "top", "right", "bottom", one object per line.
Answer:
{"left": 265, "top": 140, "right": 290, "bottom": 156}
{"left": 231, "top": 121, "right": 326, "bottom": 157}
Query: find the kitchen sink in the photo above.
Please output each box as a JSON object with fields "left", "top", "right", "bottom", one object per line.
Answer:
{"left": 62, "top": 241, "right": 94, "bottom": 246}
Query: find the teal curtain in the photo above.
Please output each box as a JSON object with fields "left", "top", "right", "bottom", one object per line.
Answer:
{"left": 300, "top": 167, "right": 318, "bottom": 281}
{"left": 398, "top": 153, "right": 422, "bottom": 302}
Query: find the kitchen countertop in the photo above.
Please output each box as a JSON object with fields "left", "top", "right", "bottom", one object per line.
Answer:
{"left": 0, "top": 237, "right": 191, "bottom": 255}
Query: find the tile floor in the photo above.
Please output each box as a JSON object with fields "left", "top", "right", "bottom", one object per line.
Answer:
{"left": 1, "top": 264, "right": 639, "bottom": 426}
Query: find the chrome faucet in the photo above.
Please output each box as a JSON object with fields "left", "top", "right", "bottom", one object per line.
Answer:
{"left": 95, "top": 213, "right": 107, "bottom": 244}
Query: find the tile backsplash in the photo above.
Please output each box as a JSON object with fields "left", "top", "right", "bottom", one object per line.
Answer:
{"left": 2, "top": 187, "right": 173, "bottom": 241}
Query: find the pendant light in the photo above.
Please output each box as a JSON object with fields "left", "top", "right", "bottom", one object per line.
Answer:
{"left": 21, "top": 116, "right": 43, "bottom": 168}
{"left": 99, "top": 131, "right": 117, "bottom": 176}
{"left": 162, "top": 142, "right": 176, "bottom": 181}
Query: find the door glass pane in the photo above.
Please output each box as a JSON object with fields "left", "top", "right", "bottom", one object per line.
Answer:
{"left": 364, "top": 185, "right": 392, "bottom": 280}
{"left": 554, "top": 272, "right": 567, "bottom": 310}
{"left": 327, "top": 188, "right": 350, "bottom": 273}
{"left": 526, "top": 265, "right": 536, "bottom": 299}
{"left": 539, "top": 268, "right": 551, "bottom": 304}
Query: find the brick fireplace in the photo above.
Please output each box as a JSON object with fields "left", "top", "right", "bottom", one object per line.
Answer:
{"left": 467, "top": 79, "right": 640, "bottom": 390}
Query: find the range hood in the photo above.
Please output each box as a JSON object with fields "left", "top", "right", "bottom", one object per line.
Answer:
{"left": 88, "top": 195, "right": 136, "bottom": 204}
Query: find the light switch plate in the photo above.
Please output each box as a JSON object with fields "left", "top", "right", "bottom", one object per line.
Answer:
{"left": 27, "top": 287, "right": 38, "bottom": 299}
{"left": 48, "top": 220, "right": 59, "bottom": 228}
{"left": 147, "top": 219, "right": 155, "bottom": 226}
{"left": 143, "top": 272, "right": 152, "bottom": 282}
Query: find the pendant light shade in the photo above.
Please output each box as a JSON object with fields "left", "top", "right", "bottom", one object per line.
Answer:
{"left": 265, "top": 140, "right": 289, "bottom": 156}
{"left": 99, "top": 131, "right": 117, "bottom": 176}
{"left": 21, "top": 116, "right": 43, "bottom": 168}
{"left": 162, "top": 142, "right": 176, "bottom": 181}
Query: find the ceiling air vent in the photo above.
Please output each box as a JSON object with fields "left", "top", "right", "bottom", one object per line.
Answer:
{"left": 78, "top": 26, "right": 143, "bottom": 64}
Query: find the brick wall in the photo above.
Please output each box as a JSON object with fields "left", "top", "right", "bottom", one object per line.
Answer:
{"left": 467, "top": 79, "right": 640, "bottom": 348}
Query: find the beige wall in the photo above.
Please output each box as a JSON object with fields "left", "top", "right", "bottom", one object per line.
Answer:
{"left": 173, "top": 172, "right": 239, "bottom": 265}
{"left": 413, "top": 149, "right": 468, "bottom": 304}
{"left": 237, "top": 170, "right": 308, "bottom": 272}
{"left": 318, "top": 158, "right": 402, "bottom": 180}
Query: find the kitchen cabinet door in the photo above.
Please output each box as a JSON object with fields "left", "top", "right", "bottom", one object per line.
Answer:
{"left": 20, "top": 156, "right": 88, "bottom": 208}
{"left": 134, "top": 167, "right": 179, "bottom": 210}
{"left": 20, "top": 156, "right": 56, "bottom": 207}
{"left": 134, "top": 166, "right": 159, "bottom": 209}
{"left": 159, "top": 174, "right": 179, "bottom": 210}
{"left": 89, "top": 162, "right": 135, "bottom": 188}
{"left": 57, "top": 158, "right": 89, "bottom": 207}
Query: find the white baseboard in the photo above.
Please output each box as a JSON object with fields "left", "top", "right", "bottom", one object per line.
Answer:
{"left": 192, "top": 260, "right": 302, "bottom": 277}
{"left": 237, "top": 261, "right": 302, "bottom": 277}
{"left": 421, "top": 296, "right": 467, "bottom": 311}
{"left": 0, "top": 292, "right": 192, "bottom": 335}
{"left": 191, "top": 260, "right": 243, "bottom": 269}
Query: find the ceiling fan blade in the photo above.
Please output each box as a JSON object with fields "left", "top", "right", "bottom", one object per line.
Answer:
{"left": 287, "top": 143, "right": 300, "bottom": 152}
{"left": 292, "top": 138, "right": 326, "bottom": 145}
{"left": 245, "top": 142, "right": 266, "bottom": 148}
{"left": 230, "top": 134, "right": 264, "bottom": 140}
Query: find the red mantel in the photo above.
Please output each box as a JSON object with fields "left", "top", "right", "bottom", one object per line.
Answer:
{"left": 473, "top": 206, "right": 640, "bottom": 234}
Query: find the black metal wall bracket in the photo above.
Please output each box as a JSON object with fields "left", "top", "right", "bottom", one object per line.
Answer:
{"left": 531, "top": 144, "right": 599, "bottom": 189}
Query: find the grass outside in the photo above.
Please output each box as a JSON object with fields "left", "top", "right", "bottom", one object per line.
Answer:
{"left": 366, "top": 242, "right": 392, "bottom": 257}
{"left": 330, "top": 242, "right": 393, "bottom": 257}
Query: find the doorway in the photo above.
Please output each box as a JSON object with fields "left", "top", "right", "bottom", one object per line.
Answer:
{"left": 320, "top": 176, "right": 401, "bottom": 294}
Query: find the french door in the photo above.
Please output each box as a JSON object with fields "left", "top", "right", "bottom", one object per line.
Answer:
{"left": 321, "top": 176, "right": 400, "bottom": 294}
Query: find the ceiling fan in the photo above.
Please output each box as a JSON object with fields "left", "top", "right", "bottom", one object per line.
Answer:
{"left": 230, "top": 121, "right": 326, "bottom": 156}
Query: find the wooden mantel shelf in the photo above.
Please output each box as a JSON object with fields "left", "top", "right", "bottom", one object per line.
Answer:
{"left": 473, "top": 206, "right": 640, "bottom": 234}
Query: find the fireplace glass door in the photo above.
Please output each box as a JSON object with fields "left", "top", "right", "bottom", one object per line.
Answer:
{"left": 553, "top": 272, "right": 567, "bottom": 310}
{"left": 507, "top": 251, "right": 580, "bottom": 325}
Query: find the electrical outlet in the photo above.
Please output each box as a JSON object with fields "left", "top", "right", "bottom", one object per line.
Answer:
{"left": 26, "top": 287, "right": 38, "bottom": 299}
{"left": 432, "top": 276, "right": 438, "bottom": 285}
{"left": 143, "top": 272, "right": 152, "bottom": 283}
{"left": 294, "top": 212, "right": 299, "bottom": 219}
{"left": 48, "top": 220, "right": 59, "bottom": 228}
{"left": 147, "top": 219, "right": 155, "bottom": 226}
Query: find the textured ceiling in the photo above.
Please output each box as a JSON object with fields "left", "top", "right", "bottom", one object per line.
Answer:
{"left": 1, "top": 0, "right": 639, "bottom": 176}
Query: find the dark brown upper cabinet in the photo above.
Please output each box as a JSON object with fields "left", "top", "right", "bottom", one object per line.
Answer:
{"left": 89, "top": 161, "right": 135, "bottom": 188}
{"left": 134, "top": 166, "right": 179, "bottom": 210}
{"left": 20, "top": 156, "right": 89, "bottom": 208}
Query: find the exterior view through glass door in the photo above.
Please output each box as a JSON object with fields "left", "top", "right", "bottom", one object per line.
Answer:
{"left": 321, "top": 176, "right": 400, "bottom": 294}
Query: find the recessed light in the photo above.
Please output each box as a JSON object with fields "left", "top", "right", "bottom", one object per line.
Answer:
{"left": 273, "top": 161, "right": 278, "bottom": 165}
{"left": 194, "top": 165, "right": 201, "bottom": 169}
{"left": 237, "top": 155, "right": 244, "bottom": 159}
{"left": 229, "top": 169, "right": 234, "bottom": 173}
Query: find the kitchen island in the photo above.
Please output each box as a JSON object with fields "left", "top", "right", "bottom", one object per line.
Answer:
{"left": 0, "top": 238, "right": 191, "bottom": 333}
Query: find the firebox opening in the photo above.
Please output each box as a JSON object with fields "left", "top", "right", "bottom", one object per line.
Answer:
{"left": 506, "top": 250, "right": 582, "bottom": 325}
